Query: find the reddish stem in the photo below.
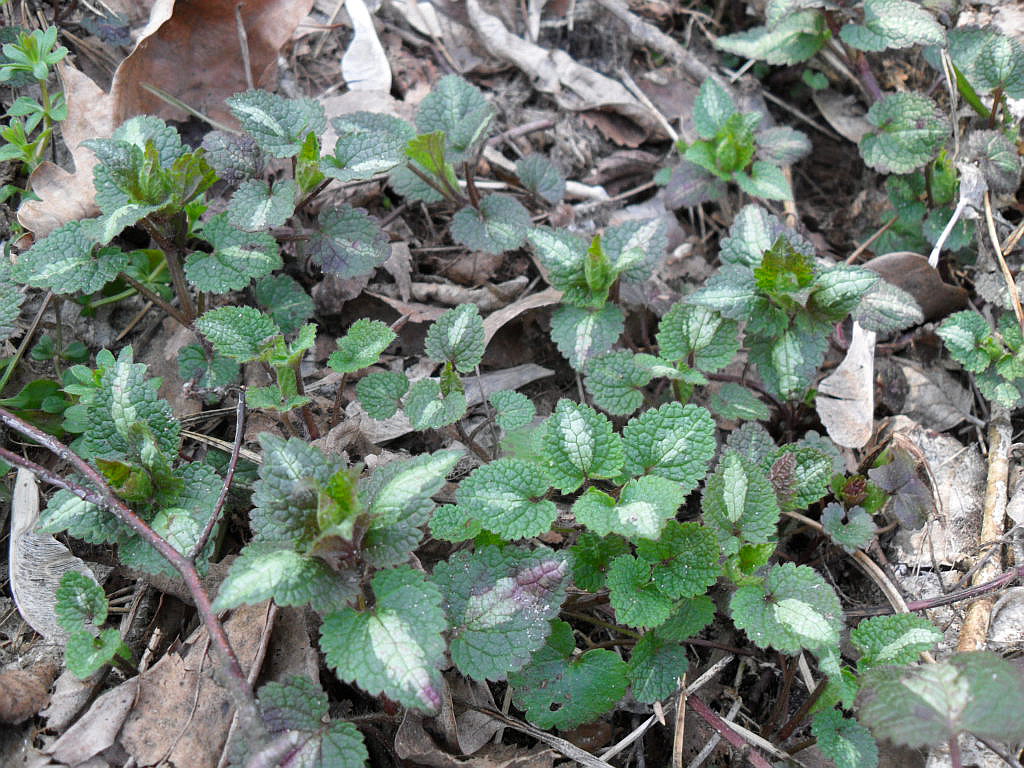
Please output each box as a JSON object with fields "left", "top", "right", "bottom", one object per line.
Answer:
{"left": 687, "top": 694, "right": 775, "bottom": 768}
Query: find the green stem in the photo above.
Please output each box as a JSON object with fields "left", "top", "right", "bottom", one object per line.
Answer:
{"left": 561, "top": 609, "right": 641, "bottom": 640}
{"left": 142, "top": 217, "right": 196, "bottom": 322}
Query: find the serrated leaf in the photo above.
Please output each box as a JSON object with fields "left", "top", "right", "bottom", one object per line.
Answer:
{"left": 622, "top": 402, "right": 716, "bottom": 491}
{"left": 734, "top": 161, "right": 793, "bottom": 200}
{"left": 687, "top": 264, "right": 761, "bottom": 319}
{"left": 550, "top": 304, "right": 625, "bottom": 370}
{"left": 388, "top": 164, "right": 445, "bottom": 203}
{"left": 356, "top": 371, "right": 409, "bottom": 419}
{"left": 307, "top": 205, "right": 389, "bottom": 279}
{"left": 250, "top": 434, "right": 344, "bottom": 547}
{"left": 0, "top": 261, "right": 23, "bottom": 344}
{"left": 527, "top": 227, "right": 592, "bottom": 304}
{"left": 516, "top": 154, "right": 566, "bottom": 203}
{"left": 702, "top": 451, "right": 780, "bottom": 555}
{"left": 851, "top": 614, "right": 943, "bottom": 670}
{"left": 715, "top": 10, "right": 829, "bottom": 65}
{"left": 201, "top": 130, "right": 262, "bottom": 185}
{"left": 196, "top": 306, "right": 279, "bottom": 362}
{"left": 570, "top": 532, "right": 631, "bottom": 591}
{"left": 748, "top": 315, "right": 830, "bottom": 398}
{"left": 65, "top": 628, "right": 130, "bottom": 679}
{"left": 404, "top": 378, "right": 467, "bottom": 430}
{"left": 822, "top": 503, "right": 877, "bottom": 554}
{"left": 227, "top": 89, "right": 326, "bottom": 158}
{"left": 868, "top": 449, "right": 933, "bottom": 529}
{"left": 227, "top": 178, "right": 296, "bottom": 231}
{"left": 510, "top": 620, "right": 629, "bottom": 729}
{"left": 429, "top": 504, "right": 482, "bottom": 543}
{"left": 416, "top": 75, "right": 494, "bottom": 162}
{"left": 363, "top": 449, "right": 461, "bottom": 528}
{"left": 584, "top": 351, "right": 654, "bottom": 416}
{"left": 573, "top": 475, "right": 684, "bottom": 542}
{"left": 455, "top": 458, "right": 555, "bottom": 539}
{"left": 489, "top": 390, "right": 536, "bottom": 431}
{"left": 602, "top": 218, "right": 668, "bottom": 283}
{"left": 186, "top": 213, "right": 280, "bottom": 292}
{"left": 55, "top": 571, "right": 106, "bottom": 634}
{"left": 541, "top": 399, "right": 624, "bottom": 492}
{"left": 840, "top": 0, "right": 943, "bottom": 52}
{"left": 693, "top": 78, "right": 736, "bottom": 140}
{"left": 450, "top": 194, "right": 531, "bottom": 254}
{"left": 730, "top": 562, "right": 842, "bottom": 653}
{"left": 769, "top": 445, "right": 832, "bottom": 511}
{"left": 856, "top": 651, "right": 1024, "bottom": 747}
{"left": 853, "top": 279, "right": 923, "bottom": 333}
{"left": 321, "top": 566, "right": 446, "bottom": 713}
{"left": 629, "top": 632, "right": 690, "bottom": 704}
{"left": 329, "top": 319, "right": 397, "bottom": 374}
{"left": 809, "top": 265, "right": 878, "bottom": 320}
{"left": 434, "top": 545, "right": 568, "bottom": 681}
{"left": 710, "top": 382, "right": 771, "bottom": 421}
{"left": 975, "top": 31, "right": 1024, "bottom": 98}
{"left": 937, "top": 310, "right": 993, "bottom": 372}
{"left": 424, "top": 304, "right": 485, "bottom": 372}
{"left": 212, "top": 543, "right": 358, "bottom": 614}
{"left": 812, "top": 710, "right": 879, "bottom": 768}
{"left": 636, "top": 521, "right": 720, "bottom": 599}
{"left": 756, "top": 126, "right": 812, "bottom": 166}
{"left": 658, "top": 595, "right": 717, "bottom": 641}
{"left": 859, "top": 93, "right": 947, "bottom": 174}
{"left": 177, "top": 344, "right": 239, "bottom": 389}
{"left": 39, "top": 490, "right": 126, "bottom": 545}
{"left": 14, "top": 220, "right": 127, "bottom": 295}
{"left": 322, "top": 111, "right": 415, "bottom": 181}
{"left": 657, "top": 303, "right": 740, "bottom": 373}
{"left": 254, "top": 273, "right": 315, "bottom": 333}
{"left": 607, "top": 555, "right": 674, "bottom": 628}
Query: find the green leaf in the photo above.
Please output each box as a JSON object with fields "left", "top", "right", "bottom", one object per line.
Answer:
{"left": 212, "top": 543, "right": 358, "bottom": 614}
{"left": 812, "top": 710, "right": 879, "bottom": 768}
{"left": 55, "top": 571, "right": 107, "bottom": 634}
{"left": 227, "top": 89, "right": 326, "bottom": 158}
{"left": 489, "top": 390, "right": 536, "bottom": 431}
{"left": 227, "top": 178, "right": 296, "bottom": 231}
{"left": 853, "top": 279, "right": 924, "bottom": 334}
{"left": 455, "top": 458, "right": 555, "bottom": 540}
{"left": 602, "top": 218, "right": 668, "bottom": 283}
{"left": 254, "top": 273, "right": 315, "bottom": 334}
{"left": 541, "top": 399, "right": 624, "bottom": 493}
{"left": 250, "top": 434, "right": 343, "bottom": 547}
{"left": 320, "top": 566, "right": 447, "bottom": 714}
{"left": 13, "top": 220, "right": 127, "bottom": 295}
{"left": 450, "top": 194, "right": 531, "bottom": 254}
{"left": 768, "top": 445, "right": 832, "bottom": 511}
{"left": 40, "top": 490, "right": 126, "bottom": 546}
{"left": 201, "top": 130, "right": 262, "bottom": 185}
{"left": 550, "top": 304, "right": 625, "bottom": 370}
{"left": 424, "top": 304, "right": 485, "bottom": 372}
{"left": 851, "top": 614, "right": 943, "bottom": 671}
{"left": 702, "top": 451, "right": 780, "bottom": 555}
{"left": 821, "top": 503, "right": 877, "bottom": 554}
{"left": 516, "top": 154, "right": 566, "bottom": 203}
{"left": 734, "top": 161, "right": 793, "bottom": 200}
{"left": 937, "top": 310, "right": 993, "bottom": 372}
{"left": 629, "top": 632, "right": 690, "bottom": 704}
{"left": 186, "top": 213, "right": 281, "bottom": 292}
{"left": 715, "top": 10, "right": 829, "bottom": 65}
{"left": 356, "top": 371, "right": 409, "bottom": 419}
{"left": 570, "top": 532, "right": 630, "bottom": 592}
{"left": 322, "top": 111, "right": 415, "bottom": 182}
{"left": 658, "top": 595, "right": 717, "bottom": 641}
{"left": 416, "top": 75, "right": 494, "bottom": 162}
{"left": 527, "top": 228, "right": 591, "bottom": 304}
{"left": 693, "top": 78, "right": 736, "bottom": 140}
{"left": 756, "top": 126, "right": 812, "bottom": 166}
{"left": 856, "top": 651, "right": 1024, "bottom": 747}
{"left": 721, "top": 204, "right": 813, "bottom": 268}
{"left": 859, "top": 93, "right": 947, "bottom": 174}
{"left": 64, "top": 626, "right": 129, "bottom": 678}
{"left": 710, "top": 382, "right": 771, "bottom": 421}
{"left": 748, "top": 315, "right": 829, "bottom": 398}
{"left": 975, "top": 31, "right": 1024, "bottom": 98}
{"left": 329, "top": 319, "right": 397, "bottom": 374}
{"left": 727, "top": 422, "right": 777, "bottom": 465}
{"left": 196, "top": 306, "right": 279, "bottom": 362}
{"left": 657, "top": 303, "right": 740, "bottom": 373}
{"left": 584, "top": 351, "right": 654, "bottom": 417}
{"left": 636, "top": 521, "right": 720, "bottom": 599}
{"left": 363, "top": 449, "right": 461, "bottom": 527}
{"left": 433, "top": 545, "right": 568, "bottom": 681}
{"left": 429, "top": 504, "right": 482, "bottom": 542}
{"left": 607, "top": 555, "right": 674, "bottom": 628}
{"left": 730, "top": 562, "right": 843, "bottom": 653}
{"left": 810, "top": 266, "right": 878, "bottom": 320}
{"left": 258, "top": 677, "right": 369, "bottom": 768}
{"left": 622, "top": 402, "right": 716, "bottom": 491}
{"left": 840, "top": 0, "right": 943, "bottom": 52}
{"left": 687, "top": 264, "right": 761, "bottom": 319}
{"left": 177, "top": 345, "right": 239, "bottom": 389}
{"left": 388, "top": 164, "right": 445, "bottom": 203}
{"left": 307, "top": 205, "right": 389, "bottom": 279}
{"left": 510, "top": 620, "right": 629, "bottom": 729}
{"left": 404, "top": 378, "right": 467, "bottom": 430}
{"left": 0, "top": 261, "right": 24, "bottom": 344}
{"left": 573, "top": 475, "right": 684, "bottom": 542}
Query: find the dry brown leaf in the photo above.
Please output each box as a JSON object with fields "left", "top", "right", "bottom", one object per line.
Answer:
{"left": 17, "top": 65, "right": 114, "bottom": 238}
{"left": 815, "top": 322, "right": 876, "bottom": 448}
{"left": 110, "top": 0, "right": 316, "bottom": 127}
{"left": 482, "top": 286, "right": 561, "bottom": 346}
{"left": 865, "top": 251, "right": 968, "bottom": 321}
{"left": 46, "top": 677, "right": 138, "bottom": 765}
{"left": 0, "top": 663, "right": 59, "bottom": 724}
{"left": 811, "top": 90, "right": 871, "bottom": 144}
{"left": 888, "top": 359, "right": 975, "bottom": 432}
{"left": 396, "top": 711, "right": 556, "bottom": 767}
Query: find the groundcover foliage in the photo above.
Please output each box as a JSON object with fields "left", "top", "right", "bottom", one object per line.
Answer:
{"left": 5, "top": 33, "right": 1024, "bottom": 767}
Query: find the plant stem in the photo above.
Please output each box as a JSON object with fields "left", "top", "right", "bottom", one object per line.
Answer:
{"left": 291, "top": 367, "right": 320, "bottom": 440}
{"left": 949, "top": 735, "right": 962, "bottom": 768}
{"left": 189, "top": 391, "right": 246, "bottom": 562}
{"left": 117, "top": 272, "right": 191, "bottom": 328}
{"left": 0, "top": 406, "right": 267, "bottom": 745}
{"left": 687, "top": 694, "right": 774, "bottom": 768}
{"left": 142, "top": 217, "right": 196, "bottom": 321}
{"left": 561, "top": 609, "right": 641, "bottom": 640}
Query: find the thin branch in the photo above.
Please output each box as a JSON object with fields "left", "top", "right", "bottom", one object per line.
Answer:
{"left": 686, "top": 694, "right": 774, "bottom": 768}
{"left": 141, "top": 217, "right": 197, "bottom": 321}
{"left": 117, "top": 272, "right": 191, "bottom": 329}
{"left": 189, "top": 390, "right": 247, "bottom": 562}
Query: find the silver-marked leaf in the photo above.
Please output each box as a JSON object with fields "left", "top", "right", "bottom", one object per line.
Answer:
{"left": 701, "top": 450, "right": 780, "bottom": 555}
{"left": 320, "top": 566, "right": 447, "bottom": 714}
{"left": 455, "top": 458, "right": 555, "bottom": 540}
{"left": 975, "top": 31, "right": 1024, "bottom": 98}
{"left": 404, "top": 378, "right": 467, "bottom": 430}
{"left": 416, "top": 75, "right": 495, "bottom": 162}
{"left": 307, "top": 205, "right": 389, "bottom": 278}
{"left": 602, "top": 218, "right": 668, "bottom": 283}
{"left": 839, "top": 0, "right": 943, "bottom": 52}
{"left": 734, "top": 161, "right": 793, "bottom": 201}
{"left": 584, "top": 351, "right": 655, "bottom": 416}
{"left": 14, "top": 220, "right": 127, "bottom": 295}
{"left": 851, "top": 614, "right": 943, "bottom": 670}
{"left": 322, "top": 111, "right": 415, "bottom": 182}
{"left": 329, "top": 319, "right": 397, "bottom": 374}
{"left": 227, "top": 178, "right": 296, "bottom": 231}
{"left": 657, "top": 303, "right": 740, "bottom": 372}
{"left": 622, "top": 402, "right": 716, "bottom": 491}
{"left": 756, "top": 126, "right": 812, "bottom": 166}
{"left": 450, "top": 194, "right": 531, "bottom": 255}
{"left": 196, "top": 306, "right": 279, "bottom": 362}
{"left": 541, "top": 399, "right": 624, "bottom": 493}
{"left": 550, "top": 304, "right": 624, "bottom": 370}
{"left": 187, "top": 213, "right": 280, "bottom": 292}
{"left": 693, "top": 78, "right": 736, "bottom": 140}
{"left": 516, "top": 154, "right": 566, "bottom": 203}
{"left": 424, "top": 304, "right": 484, "bottom": 372}
{"left": 710, "top": 382, "right": 771, "bottom": 421}
{"left": 227, "top": 89, "right": 326, "bottom": 158}
{"left": 489, "top": 390, "right": 536, "bottom": 431}
{"left": 573, "top": 475, "right": 684, "bottom": 542}
{"left": 859, "top": 93, "right": 947, "bottom": 174}
{"left": 715, "top": 10, "right": 829, "bottom": 65}
{"left": 434, "top": 545, "right": 568, "bottom": 681}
